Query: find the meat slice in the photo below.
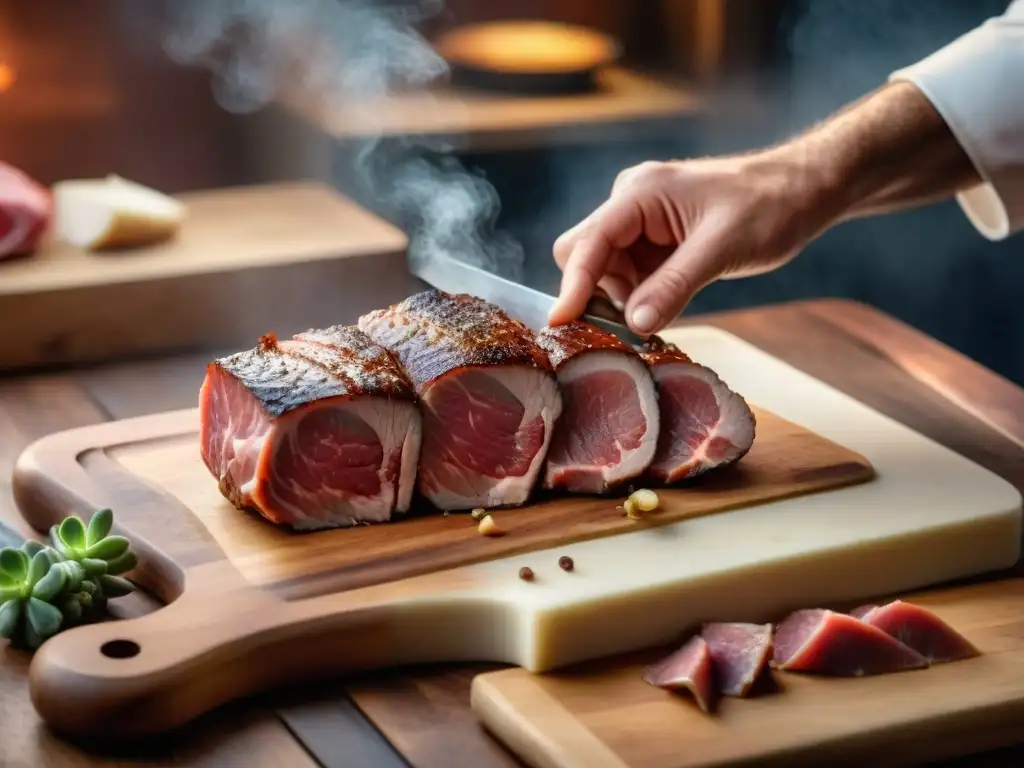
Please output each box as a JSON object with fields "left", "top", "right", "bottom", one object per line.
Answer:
{"left": 772, "top": 609, "right": 928, "bottom": 676}
{"left": 359, "top": 290, "right": 562, "bottom": 510}
{"left": 199, "top": 326, "right": 422, "bottom": 530}
{"left": 637, "top": 337, "right": 755, "bottom": 484}
{"left": 643, "top": 635, "right": 715, "bottom": 713}
{"left": 701, "top": 622, "right": 773, "bottom": 697}
{"left": 851, "top": 600, "right": 980, "bottom": 663}
{"left": 0, "top": 162, "right": 50, "bottom": 259}
{"left": 535, "top": 321, "right": 659, "bottom": 494}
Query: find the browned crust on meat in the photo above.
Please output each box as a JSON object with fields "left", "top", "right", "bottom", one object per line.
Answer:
{"left": 635, "top": 334, "right": 695, "bottom": 367}
{"left": 357, "top": 290, "right": 553, "bottom": 392}
{"left": 211, "top": 325, "right": 416, "bottom": 417}
{"left": 535, "top": 320, "right": 638, "bottom": 370}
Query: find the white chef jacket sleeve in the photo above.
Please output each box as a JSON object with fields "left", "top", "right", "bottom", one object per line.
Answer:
{"left": 889, "top": 0, "right": 1024, "bottom": 241}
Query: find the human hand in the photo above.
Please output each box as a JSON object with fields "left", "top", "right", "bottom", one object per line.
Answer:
{"left": 547, "top": 151, "right": 843, "bottom": 336}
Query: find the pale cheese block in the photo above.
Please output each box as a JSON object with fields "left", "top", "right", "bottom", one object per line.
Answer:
{"left": 51, "top": 174, "right": 185, "bottom": 250}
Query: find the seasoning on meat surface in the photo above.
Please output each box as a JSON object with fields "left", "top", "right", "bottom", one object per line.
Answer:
{"left": 772, "top": 609, "right": 929, "bottom": 676}
{"left": 851, "top": 600, "right": 980, "bottom": 663}
{"left": 701, "top": 622, "right": 773, "bottom": 697}
{"left": 359, "top": 290, "right": 562, "bottom": 511}
{"left": 535, "top": 321, "right": 660, "bottom": 494}
{"left": 636, "top": 336, "right": 755, "bottom": 483}
{"left": 643, "top": 635, "right": 716, "bottom": 713}
{"left": 199, "top": 325, "right": 422, "bottom": 530}
{"left": 0, "top": 161, "right": 50, "bottom": 259}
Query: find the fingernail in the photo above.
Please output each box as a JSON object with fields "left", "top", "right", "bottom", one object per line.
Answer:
{"left": 631, "top": 304, "right": 660, "bottom": 334}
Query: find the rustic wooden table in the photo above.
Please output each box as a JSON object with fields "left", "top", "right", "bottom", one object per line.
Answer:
{"left": 2, "top": 298, "right": 1023, "bottom": 768}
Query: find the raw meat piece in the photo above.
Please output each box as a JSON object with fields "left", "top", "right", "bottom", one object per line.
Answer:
{"left": 772, "top": 609, "right": 928, "bottom": 676}
{"left": 359, "top": 290, "right": 562, "bottom": 510}
{"left": 637, "top": 336, "right": 755, "bottom": 483}
{"left": 851, "top": 600, "right": 980, "bottom": 663}
{"left": 643, "top": 635, "right": 715, "bottom": 713}
{"left": 535, "top": 321, "right": 660, "bottom": 494}
{"left": 199, "top": 326, "right": 422, "bottom": 530}
{"left": 0, "top": 161, "right": 50, "bottom": 259}
{"left": 701, "top": 622, "right": 773, "bottom": 697}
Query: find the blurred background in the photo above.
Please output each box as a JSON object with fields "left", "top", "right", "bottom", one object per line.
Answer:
{"left": 2, "top": 0, "right": 1021, "bottom": 381}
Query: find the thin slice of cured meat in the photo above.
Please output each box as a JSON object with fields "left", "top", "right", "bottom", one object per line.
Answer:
{"left": 359, "top": 290, "right": 562, "bottom": 511}
{"left": 0, "top": 161, "right": 50, "bottom": 259}
{"left": 637, "top": 336, "right": 755, "bottom": 484}
{"left": 851, "top": 600, "right": 980, "bottom": 663}
{"left": 772, "top": 608, "right": 929, "bottom": 676}
{"left": 199, "top": 326, "right": 422, "bottom": 530}
{"left": 643, "top": 635, "right": 715, "bottom": 713}
{"left": 535, "top": 321, "right": 659, "bottom": 494}
{"left": 701, "top": 622, "right": 773, "bottom": 697}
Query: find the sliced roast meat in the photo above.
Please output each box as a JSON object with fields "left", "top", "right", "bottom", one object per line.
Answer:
{"left": 199, "top": 326, "right": 422, "bottom": 530}
{"left": 701, "top": 622, "right": 773, "bottom": 697}
{"left": 0, "top": 161, "right": 50, "bottom": 259}
{"left": 851, "top": 600, "right": 980, "bottom": 663}
{"left": 359, "top": 290, "right": 562, "bottom": 511}
{"left": 535, "top": 321, "right": 659, "bottom": 494}
{"left": 637, "top": 337, "right": 755, "bottom": 484}
{"left": 643, "top": 635, "right": 715, "bottom": 713}
{"left": 772, "top": 608, "right": 928, "bottom": 676}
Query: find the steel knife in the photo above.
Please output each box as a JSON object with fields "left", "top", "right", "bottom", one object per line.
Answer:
{"left": 410, "top": 254, "right": 645, "bottom": 346}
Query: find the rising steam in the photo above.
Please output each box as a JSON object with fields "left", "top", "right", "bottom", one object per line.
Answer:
{"left": 161, "top": 0, "right": 524, "bottom": 279}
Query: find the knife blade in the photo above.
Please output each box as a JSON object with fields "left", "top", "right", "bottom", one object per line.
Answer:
{"left": 410, "top": 254, "right": 645, "bottom": 346}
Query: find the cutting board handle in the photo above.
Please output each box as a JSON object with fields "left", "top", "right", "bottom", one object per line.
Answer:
{"left": 27, "top": 564, "right": 404, "bottom": 740}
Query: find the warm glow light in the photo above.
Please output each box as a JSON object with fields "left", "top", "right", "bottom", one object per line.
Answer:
{"left": 0, "top": 63, "right": 14, "bottom": 93}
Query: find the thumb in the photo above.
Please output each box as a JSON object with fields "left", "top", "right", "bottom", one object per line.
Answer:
{"left": 623, "top": 227, "right": 723, "bottom": 335}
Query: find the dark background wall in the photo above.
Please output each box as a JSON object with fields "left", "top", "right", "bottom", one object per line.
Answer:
{"left": 460, "top": 0, "right": 1024, "bottom": 385}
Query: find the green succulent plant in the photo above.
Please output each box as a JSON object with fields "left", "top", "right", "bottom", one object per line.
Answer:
{"left": 0, "top": 508, "right": 137, "bottom": 650}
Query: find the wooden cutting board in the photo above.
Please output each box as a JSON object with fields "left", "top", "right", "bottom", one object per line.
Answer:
{"left": 0, "top": 181, "right": 414, "bottom": 371}
{"left": 471, "top": 576, "right": 1024, "bottom": 767}
{"left": 9, "top": 326, "right": 1019, "bottom": 745}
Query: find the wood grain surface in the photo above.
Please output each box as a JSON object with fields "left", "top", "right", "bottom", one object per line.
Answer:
{"left": 0, "top": 181, "right": 415, "bottom": 372}
{"left": 472, "top": 577, "right": 1024, "bottom": 768}
{"left": 1, "top": 298, "right": 1023, "bottom": 767}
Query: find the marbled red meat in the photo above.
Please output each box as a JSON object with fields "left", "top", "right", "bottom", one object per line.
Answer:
{"left": 0, "top": 162, "right": 50, "bottom": 259}
{"left": 359, "top": 290, "right": 561, "bottom": 510}
{"left": 199, "top": 326, "right": 422, "bottom": 530}
{"left": 772, "top": 609, "right": 928, "bottom": 676}
{"left": 535, "top": 321, "right": 659, "bottom": 494}
{"left": 701, "top": 622, "right": 773, "bottom": 697}
{"left": 851, "top": 600, "right": 979, "bottom": 663}
{"left": 643, "top": 635, "right": 715, "bottom": 713}
{"left": 637, "top": 337, "right": 755, "bottom": 483}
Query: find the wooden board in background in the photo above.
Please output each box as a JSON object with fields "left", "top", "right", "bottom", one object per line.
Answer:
{"left": 471, "top": 577, "right": 1024, "bottom": 768}
{"left": 0, "top": 181, "right": 415, "bottom": 371}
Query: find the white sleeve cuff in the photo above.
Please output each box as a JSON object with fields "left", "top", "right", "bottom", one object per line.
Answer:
{"left": 889, "top": 11, "right": 1024, "bottom": 241}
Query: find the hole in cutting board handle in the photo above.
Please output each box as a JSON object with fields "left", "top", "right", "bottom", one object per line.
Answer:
{"left": 101, "top": 639, "right": 140, "bottom": 659}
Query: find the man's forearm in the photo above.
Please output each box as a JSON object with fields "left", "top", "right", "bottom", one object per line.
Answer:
{"left": 777, "top": 82, "right": 982, "bottom": 224}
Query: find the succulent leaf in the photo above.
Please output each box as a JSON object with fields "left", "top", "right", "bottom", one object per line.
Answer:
{"left": 60, "top": 596, "right": 82, "bottom": 624}
{"left": 49, "top": 530, "right": 75, "bottom": 560}
{"left": 0, "top": 599, "right": 21, "bottom": 638}
{"left": 26, "top": 550, "right": 51, "bottom": 589}
{"left": 57, "top": 516, "right": 87, "bottom": 552}
{"left": 26, "top": 597, "right": 63, "bottom": 638}
{"left": 86, "top": 535, "right": 130, "bottom": 561}
{"left": 0, "top": 584, "right": 20, "bottom": 602}
{"left": 20, "top": 540, "right": 45, "bottom": 557}
{"left": 105, "top": 550, "right": 138, "bottom": 576}
{"left": 56, "top": 561, "right": 85, "bottom": 592}
{"left": 86, "top": 508, "right": 114, "bottom": 546}
{"left": 30, "top": 565, "right": 65, "bottom": 602}
{"left": 23, "top": 623, "right": 42, "bottom": 650}
{"left": 0, "top": 548, "right": 28, "bottom": 582}
{"left": 96, "top": 575, "right": 135, "bottom": 598}
{"left": 80, "top": 558, "right": 108, "bottom": 576}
